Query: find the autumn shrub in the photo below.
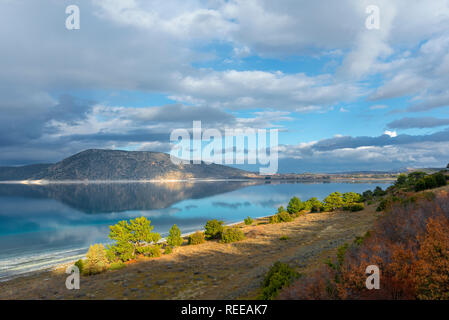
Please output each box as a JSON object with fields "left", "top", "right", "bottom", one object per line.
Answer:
{"left": 259, "top": 262, "right": 299, "bottom": 300}
{"left": 84, "top": 244, "right": 109, "bottom": 275}
{"left": 204, "top": 219, "right": 224, "bottom": 240}
{"left": 244, "top": 216, "right": 254, "bottom": 225}
{"left": 415, "top": 217, "right": 449, "bottom": 299}
{"left": 279, "top": 189, "right": 449, "bottom": 300}
{"left": 188, "top": 232, "right": 205, "bottom": 245}
{"left": 221, "top": 227, "right": 245, "bottom": 243}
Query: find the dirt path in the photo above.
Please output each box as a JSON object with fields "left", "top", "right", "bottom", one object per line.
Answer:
{"left": 0, "top": 205, "right": 380, "bottom": 300}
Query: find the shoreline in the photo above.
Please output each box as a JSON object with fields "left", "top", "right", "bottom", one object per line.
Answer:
{"left": 0, "top": 204, "right": 381, "bottom": 300}
{"left": 0, "top": 177, "right": 397, "bottom": 185}
{"left": 0, "top": 213, "right": 275, "bottom": 284}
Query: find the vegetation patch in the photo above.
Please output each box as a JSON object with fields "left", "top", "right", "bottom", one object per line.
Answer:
{"left": 244, "top": 216, "right": 254, "bottom": 225}
{"left": 204, "top": 219, "right": 224, "bottom": 240}
{"left": 221, "top": 227, "right": 245, "bottom": 243}
{"left": 188, "top": 232, "right": 205, "bottom": 245}
{"left": 167, "top": 224, "right": 183, "bottom": 247}
{"left": 259, "top": 261, "right": 299, "bottom": 300}
{"left": 279, "top": 181, "right": 449, "bottom": 300}
{"left": 84, "top": 244, "right": 109, "bottom": 275}
{"left": 109, "top": 261, "right": 126, "bottom": 271}
{"left": 106, "top": 217, "right": 161, "bottom": 262}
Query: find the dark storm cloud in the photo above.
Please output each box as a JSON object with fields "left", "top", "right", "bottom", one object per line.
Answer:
{"left": 312, "top": 129, "right": 449, "bottom": 152}
{"left": 387, "top": 117, "right": 449, "bottom": 129}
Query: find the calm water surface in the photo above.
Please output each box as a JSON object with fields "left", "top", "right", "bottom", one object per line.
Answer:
{"left": 0, "top": 180, "right": 392, "bottom": 280}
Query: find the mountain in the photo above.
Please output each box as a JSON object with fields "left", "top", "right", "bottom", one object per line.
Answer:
{"left": 0, "top": 149, "right": 259, "bottom": 181}
{"left": 0, "top": 164, "right": 52, "bottom": 181}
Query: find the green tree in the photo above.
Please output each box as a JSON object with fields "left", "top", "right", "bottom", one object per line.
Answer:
{"left": 167, "top": 224, "right": 183, "bottom": 247}
{"left": 259, "top": 261, "right": 298, "bottom": 300}
{"left": 107, "top": 217, "right": 161, "bottom": 262}
{"left": 277, "top": 206, "right": 285, "bottom": 213}
{"left": 362, "top": 190, "right": 374, "bottom": 201}
{"left": 395, "top": 174, "right": 407, "bottom": 187}
{"left": 244, "top": 216, "right": 254, "bottom": 225}
{"left": 287, "top": 196, "right": 304, "bottom": 214}
{"left": 323, "top": 192, "right": 344, "bottom": 211}
{"left": 373, "top": 186, "right": 387, "bottom": 197}
{"left": 204, "top": 219, "right": 224, "bottom": 240}
{"left": 342, "top": 192, "right": 362, "bottom": 205}
{"left": 434, "top": 173, "right": 447, "bottom": 187}
{"left": 304, "top": 197, "right": 322, "bottom": 211}
{"left": 84, "top": 244, "right": 109, "bottom": 275}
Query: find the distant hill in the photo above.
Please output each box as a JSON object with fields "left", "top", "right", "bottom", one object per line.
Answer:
{"left": 0, "top": 149, "right": 258, "bottom": 181}
{"left": 0, "top": 164, "right": 52, "bottom": 181}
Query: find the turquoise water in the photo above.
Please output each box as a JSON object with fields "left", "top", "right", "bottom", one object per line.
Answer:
{"left": 0, "top": 180, "right": 391, "bottom": 280}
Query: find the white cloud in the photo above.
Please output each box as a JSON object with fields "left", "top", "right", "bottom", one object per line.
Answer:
{"left": 383, "top": 130, "right": 397, "bottom": 137}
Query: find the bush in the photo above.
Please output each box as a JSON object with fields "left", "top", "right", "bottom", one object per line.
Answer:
{"left": 269, "top": 215, "right": 280, "bottom": 224}
{"left": 221, "top": 227, "right": 245, "bottom": 243}
{"left": 167, "top": 224, "right": 183, "bottom": 247}
{"left": 362, "top": 190, "right": 374, "bottom": 201}
{"left": 323, "top": 192, "right": 344, "bottom": 211}
{"left": 277, "top": 206, "right": 285, "bottom": 213}
{"left": 304, "top": 197, "right": 322, "bottom": 212}
{"left": 287, "top": 197, "right": 304, "bottom": 214}
{"left": 107, "top": 217, "right": 161, "bottom": 262}
{"left": 376, "top": 198, "right": 389, "bottom": 212}
{"left": 342, "top": 192, "right": 362, "bottom": 204}
{"left": 74, "top": 259, "right": 84, "bottom": 274}
{"left": 109, "top": 261, "right": 126, "bottom": 271}
{"left": 204, "top": 219, "right": 224, "bottom": 240}
{"left": 434, "top": 173, "right": 447, "bottom": 187}
{"left": 84, "top": 244, "right": 109, "bottom": 275}
{"left": 415, "top": 173, "right": 447, "bottom": 191}
{"left": 277, "top": 211, "right": 293, "bottom": 222}
{"left": 136, "top": 244, "right": 161, "bottom": 257}
{"left": 188, "top": 232, "right": 205, "bottom": 245}
{"left": 279, "top": 235, "right": 288, "bottom": 241}
{"left": 259, "top": 262, "right": 299, "bottom": 300}
{"left": 244, "top": 216, "right": 254, "bottom": 225}
{"left": 164, "top": 245, "right": 173, "bottom": 255}
{"left": 373, "top": 186, "right": 387, "bottom": 197}
{"left": 348, "top": 203, "right": 365, "bottom": 212}
{"left": 281, "top": 190, "right": 449, "bottom": 300}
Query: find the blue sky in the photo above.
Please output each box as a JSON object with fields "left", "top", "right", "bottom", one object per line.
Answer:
{"left": 1, "top": 0, "right": 449, "bottom": 172}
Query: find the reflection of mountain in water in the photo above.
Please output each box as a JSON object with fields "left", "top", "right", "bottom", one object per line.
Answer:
{"left": 0, "top": 181, "right": 262, "bottom": 214}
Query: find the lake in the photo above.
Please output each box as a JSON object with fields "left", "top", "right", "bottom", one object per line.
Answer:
{"left": 0, "top": 180, "right": 391, "bottom": 280}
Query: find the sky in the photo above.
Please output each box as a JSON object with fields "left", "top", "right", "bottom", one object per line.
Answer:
{"left": 1, "top": 0, "right": 449, "bottom": 173}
